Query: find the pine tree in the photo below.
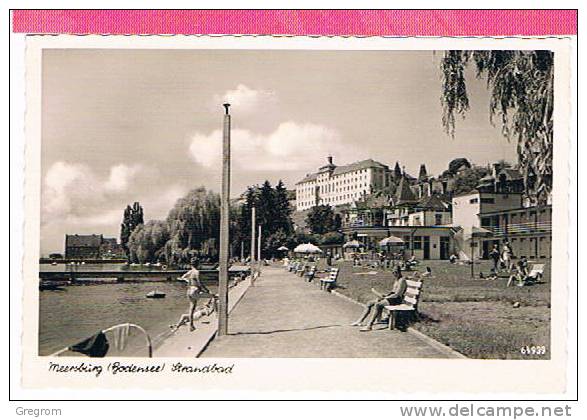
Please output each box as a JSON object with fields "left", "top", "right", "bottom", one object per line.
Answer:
{"left": 274, "top": 180, "right": 293, "bottom": 234}
{"left": 257, "top": 180, "right": 275, "bottom": 233}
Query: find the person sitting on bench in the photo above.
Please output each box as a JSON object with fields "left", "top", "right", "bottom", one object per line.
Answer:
{"left": 351, "top": 267, "right": 407, "bottom": 331}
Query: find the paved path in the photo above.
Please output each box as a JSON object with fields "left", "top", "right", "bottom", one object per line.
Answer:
{"left": 201, "top": 266, "right": 458, "bottom": 358}
{"left": 156, "top": 278, "right": 250, "bottom": 357}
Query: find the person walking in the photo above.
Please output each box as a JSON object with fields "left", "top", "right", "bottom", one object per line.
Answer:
{"left": 502, "top": 241, "right": 513, "bottom": 271}
{"left": 489, "top": 244, "right": 501, "bottom": 273}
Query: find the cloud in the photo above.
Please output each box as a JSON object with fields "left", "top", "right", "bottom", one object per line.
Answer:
{"left": 147, "top": 184, "right": 190, "bottom": 220}
{"left": 189, "top": 121, "right": 358, "bottom": 172}
{"left": 43, "top": 162, "right": 102, "bottom": 217}
{"left": 42, "top": 161, "right": 143, "bottom": 222}
{"left": 214, "top": 84, "right": 276, "bottom": 113}
{"left": 66, "top": 209, "right": 123, "bottom": 227}
{"left": 104, "top": 164, "right": 142, "bottom": 192}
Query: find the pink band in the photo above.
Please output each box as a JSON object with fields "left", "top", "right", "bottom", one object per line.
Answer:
{"left": 13, "top": 10, "right": 577, "bottom": 36}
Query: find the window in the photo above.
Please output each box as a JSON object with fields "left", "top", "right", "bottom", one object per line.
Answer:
{"left": 480, "top": 198, "right": 495, "bottom": 204}
{"left": 413, "top": 236, "right": 422, "bottom": 250}
{"left": 435, "top": 214, "right": 443, "bottom": 225}
{"left": 469, "top": 198, "right": 479, "bottom": 204}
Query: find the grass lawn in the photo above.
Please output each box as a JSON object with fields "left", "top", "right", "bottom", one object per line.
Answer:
{"left": 331, "top": 259, "right": 551, "bottom": 359}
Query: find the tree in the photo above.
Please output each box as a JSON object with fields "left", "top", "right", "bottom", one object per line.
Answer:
{"left": 233, "top": 181, "right": 294, "bottom": 258}
{"left": 264, "top": 229, "right": 292, "bottom": 258}
{"left": 273, "top": 180, "right": 293, "bottom": 234}
{"left": 257, "top": 180, "right": 276, "bottom": 233}
{"left": 317, "top": 231, "right": 344, "bottom": 245}
{"left": 440, "top": 50, "right": 553, "bottom": 204}
{"left": 127, "top": 220, "right": 169, "bottom": 264}
{"left": 165, "top": 187, "right": 221, "bottom": 262}
{"left": 447, "top": 157, "right": 471, "bottom": 175}
{"left": 120, "top": 201, "right": 144, "bottom": 258}
{"left": 452, "top": 166, "right": 490, "bottom": 195}
{"left": 306, "top": 205, "right": 337, "bottom": 234}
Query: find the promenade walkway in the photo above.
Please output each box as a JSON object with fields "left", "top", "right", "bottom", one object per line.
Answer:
{"left": 201, "top": 266, "right": 459, "bottom": 358}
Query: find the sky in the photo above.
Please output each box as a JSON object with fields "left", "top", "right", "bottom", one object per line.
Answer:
{"left": 40, "top": 49, "right": 517, "bottom": 254}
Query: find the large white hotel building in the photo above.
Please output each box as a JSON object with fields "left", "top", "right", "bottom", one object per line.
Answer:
{"left": 295, "top": 156, "right": 392, "bottom": 211}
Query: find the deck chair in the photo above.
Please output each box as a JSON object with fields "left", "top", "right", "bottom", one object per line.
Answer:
{"left": 524, "top": 263, "right": 545, "bottom": 284}
{"left": 507, "top": 263, "right": 545, "bottom": 287}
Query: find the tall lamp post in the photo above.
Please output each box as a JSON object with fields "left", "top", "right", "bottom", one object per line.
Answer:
{"left": 218, "top": 103, "right": 231, "bottom": 336}
{"left": 470, "top": 238, "right": 476, "bottom": 278}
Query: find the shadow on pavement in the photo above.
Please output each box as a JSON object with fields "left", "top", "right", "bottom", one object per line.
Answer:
{"left": 230, "top": 324, "right": 344, "bottom": 336}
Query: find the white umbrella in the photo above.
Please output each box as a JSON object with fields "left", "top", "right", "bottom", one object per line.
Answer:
{"left": 379, "top": 236, "right": 404, "bottom": 247}
{"left": 343, "top": 240, "right": 363, "bottom": 249}
{"left": 293, "top": 243, "right": 323, "bottom": 254}
{"left": 277, "top": 246, "right": 289, "bottom": 251}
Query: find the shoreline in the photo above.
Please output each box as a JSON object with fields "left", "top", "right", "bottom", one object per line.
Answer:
{"left": 155, "top": 276, "right": 253, "bottom": 357}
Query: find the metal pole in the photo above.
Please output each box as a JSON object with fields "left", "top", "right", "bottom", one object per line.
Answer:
{"left": 218, "top": 103, "right": 231, "bottom": 336}
{"left": 470, "top": 240, "right": 474, "bottom": 278}
{"left": 257, "top": 224, "right": 262, "bottom": 273}
{"left": 240, "top": 241, "right": 244, "bottom": 262}
{"left": 250, "top": 207, "right": 256, "bottom": 264}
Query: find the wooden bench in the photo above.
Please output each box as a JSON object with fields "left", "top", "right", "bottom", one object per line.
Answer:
{"left": 288, "top": 261, "right": 299, "bottom": 273}
{"left": 304, "top": 265, "right": 316, "bottom": 282}
{"left": 384, "top": 279, "right": 423, "bottom": 330}
{"left": 320, "top": 267, "right": 339, "bottom": 291}
{"left": 296, "top": 263, "right": 307, "bottom": 277}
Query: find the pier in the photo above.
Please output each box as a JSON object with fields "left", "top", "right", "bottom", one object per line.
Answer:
{"left": 39, "top": 266, "right": 250, "bottom": 283}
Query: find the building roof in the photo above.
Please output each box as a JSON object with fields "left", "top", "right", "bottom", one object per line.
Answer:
{"left": 418, "top": 164, "right": 428, "bottom": 181}
{"left": 296, "top": 173, "right": 318, "bottom": 184}
{"left": 416, "top": 194, "right": 450, "bottom": 211}
{"left": 296, "top": 158, "right": 389, "bottom": 185}
{"left": 498, "top": 168, "right": 523, "bottom": 181}
{"left": 351, "top": 193, "right": 390, "bottom": 210}
{"left": 332, "top": 159, "right": 389, "bottom": 176}
{"left": 393, "top": 176, "right": 417, "bottom": 204}
{"left": 65, "top": 234, "right": 103, "bottom": 248}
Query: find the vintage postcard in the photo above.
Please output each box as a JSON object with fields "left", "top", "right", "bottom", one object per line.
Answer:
{"left": 20, "top": 34, "right": 572, "bottom": 393}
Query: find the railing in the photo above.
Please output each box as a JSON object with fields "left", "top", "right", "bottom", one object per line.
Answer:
{"left": 482, "top": 221, "right": 552, "bottom": 237}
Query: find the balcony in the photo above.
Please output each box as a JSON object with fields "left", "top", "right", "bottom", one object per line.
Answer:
{"left": 481, "top": 221, "right": 552, "bottom": 237}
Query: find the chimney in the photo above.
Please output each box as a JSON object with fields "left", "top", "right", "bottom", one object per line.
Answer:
{"left": 327, "top": 156, "right": 333, "bottom": 165}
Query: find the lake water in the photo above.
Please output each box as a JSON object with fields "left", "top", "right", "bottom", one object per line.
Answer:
{"left": 39, "top": 281, "right": 218, "bottom": 356}
{"left": 40, "top": 263, "right": 167, "bottom": 273}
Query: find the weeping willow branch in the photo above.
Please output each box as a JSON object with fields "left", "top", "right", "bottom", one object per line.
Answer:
{"left": 440, "top": 50, "right": 554, "bottom": 205}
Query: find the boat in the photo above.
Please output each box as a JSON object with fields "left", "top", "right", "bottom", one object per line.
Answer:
{"left": 39, "top": 280, "right": 68, "bottom": 291}
{"left": 146, "top": 290, "right": 166, "bottom": 299}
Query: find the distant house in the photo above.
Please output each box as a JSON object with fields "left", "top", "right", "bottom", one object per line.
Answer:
{"left": 99, "top": 237, "right": 126, "bottom": 259}
{"left": 64, "top": 234, "right": 125, "bottom": 260}
{"left": 65, "top": 234, "right": 103, "bottom": 259}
